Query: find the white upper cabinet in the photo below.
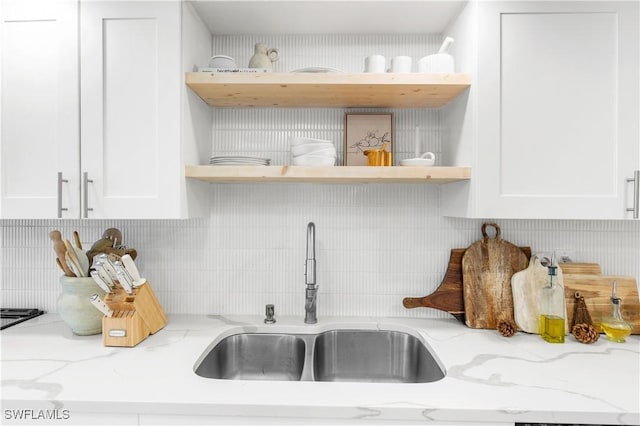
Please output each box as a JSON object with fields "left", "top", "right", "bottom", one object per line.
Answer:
{"left": 1, "top": 0, "right": 208, "bottom": 219}
{"left": 80, "top": 1, "right": 184, "bottom": 218}
{"left": 443, "top": 1, "right": 639, "bottom": 219}
{"left": 0, "top": 0, "right": 80, "bottom": 218}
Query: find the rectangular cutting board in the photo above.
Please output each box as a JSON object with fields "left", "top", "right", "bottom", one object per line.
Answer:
{"left": 563, "top": 273, "right": 640, "bottom": 334}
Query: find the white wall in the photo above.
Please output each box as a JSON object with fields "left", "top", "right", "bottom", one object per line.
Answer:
{"left": 2, "top": 33, "right": 639, "bottom": 318}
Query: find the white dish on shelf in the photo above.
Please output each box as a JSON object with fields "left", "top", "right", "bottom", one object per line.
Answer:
{"left": 208, "top": 55, "right": 237, "bottom": 68}
{"left": 290, "top": 67, "right": 343, "bottom": 73}
{"left": 400, "top": 158, "right": 435, "bottom": 167}
{"left": 290, "top": 143, "right": 335, "bottom": 156}
{"left": 209, "top": 156, "right": 270, "bottom": 166}
{"left": 293, "top": 147, "right": 337, "bottom": 159}
{"left": 289, "top": 136, "right": 333, "bottom": 146}
{"left": 292, "top": 155, "right": 336, "bottom": 166}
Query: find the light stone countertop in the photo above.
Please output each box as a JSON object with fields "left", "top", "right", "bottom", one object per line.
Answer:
{"left": 1, "top": 314, "right": 638, "bottom": 425}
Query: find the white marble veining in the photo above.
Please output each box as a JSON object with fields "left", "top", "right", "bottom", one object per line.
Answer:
{"left": 1, "top": 314, "right": 638, "bottom": 425}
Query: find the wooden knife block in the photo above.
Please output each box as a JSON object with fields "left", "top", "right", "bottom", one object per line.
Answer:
{"left": 102, "top": 282, "right": 167, "bottom": 347}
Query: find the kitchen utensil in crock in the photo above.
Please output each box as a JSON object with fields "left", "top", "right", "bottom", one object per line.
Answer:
{"left": 101, "top": 228, "right": 122, "bottom": 248}
{"left": 63, "top": 239, "right": 89, "bottom": 277}
{"left": 73, "top": 230, "right": 83, "bottom": 250}
{"left": 49, "top": 230, "right": 76, "bottom": 277}
{"left": 462, "top": 223, "right": 529, "bottom": 329}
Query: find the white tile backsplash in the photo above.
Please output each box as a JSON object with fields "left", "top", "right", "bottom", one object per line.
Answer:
{"left": 2, "top": 186, "right": 639, "bottom": 318}
{"left": 2, "top": 34, "right": 639, "bottom": 317}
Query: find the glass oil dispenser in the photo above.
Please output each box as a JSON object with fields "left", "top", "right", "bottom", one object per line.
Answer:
{"left": 600, "top": 281, "right": 632, "bottom": 343}
{"left": 539, "top": 264, "right": 565, "bottom": 343}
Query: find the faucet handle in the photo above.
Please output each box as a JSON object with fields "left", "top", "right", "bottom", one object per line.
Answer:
{"left": 264, "top": 304, "right": 276, "bottom": 324}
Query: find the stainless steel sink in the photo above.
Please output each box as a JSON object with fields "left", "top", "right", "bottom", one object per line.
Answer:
{"left": 195, "top": 333, "right": 306, "bottom": 381}
{"left": 313, "top": 330, "right": 445, "bottom": 383}
{"left": 195, "top": 328, "right": 445, "bottom": 383}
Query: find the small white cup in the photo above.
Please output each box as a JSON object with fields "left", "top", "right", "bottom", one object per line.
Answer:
{"left": 417, "top": 54, "right": 454, "bottom": 73}
{"left": 390, "top": 56, "right": 412, "bottom": 73}
{"left": 365, "top": 55, "right": 386, "bottom": 73}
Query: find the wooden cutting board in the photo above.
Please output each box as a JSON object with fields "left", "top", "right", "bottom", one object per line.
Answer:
{"left": 563, "top": 273, "right": 640, "bottom": 334}
{"left": 512, "top": 257, "right": 569, "bottom": 334}
{"left": 403, "top": 249, "right": 466, "bottom": 322}
{"left": 462, "top": 223, "right": 529, "bottom": 329}
{"left": 403, "top": 246, "right": 531, "bottom": 323}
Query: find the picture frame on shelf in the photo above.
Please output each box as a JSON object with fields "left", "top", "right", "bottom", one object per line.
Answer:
{"left": 344, "top": 113, "right": 393, "bottom": 166}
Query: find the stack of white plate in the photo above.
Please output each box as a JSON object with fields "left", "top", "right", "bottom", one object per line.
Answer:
{"left": 209, "top": 156, "right": 270, "bottom": 166}
{"left": 290, "top": 137, "right": 336, "bottom": 166}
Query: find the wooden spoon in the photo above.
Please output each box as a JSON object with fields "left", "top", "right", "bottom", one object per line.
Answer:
{"left": 63, "top": 239, "right": 85, "bottom": 277}
{"left": 73, "top": 230, "right": 83, "bottom": 249}
{"left": 49, "top": 230, "right": 76, "bottom": 277}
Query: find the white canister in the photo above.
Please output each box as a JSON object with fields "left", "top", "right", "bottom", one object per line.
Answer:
{"left": 365, "top": 55, "right": 386, "bottom": 73}
{"left": 57, "top": 276, "right": 106, "bottom": 335}
{"left": 390, "top": 56, "right": 412, "bottom": 73}
{"left": 417, "top": 53, "right": 455, "bottom": 73}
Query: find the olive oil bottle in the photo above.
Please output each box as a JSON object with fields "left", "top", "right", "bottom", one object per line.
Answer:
{"left": 600, "top": 281, "right": 632, "bottom": 343}
{"left": 539, "top": 265, "right": 565, "bottom": 343}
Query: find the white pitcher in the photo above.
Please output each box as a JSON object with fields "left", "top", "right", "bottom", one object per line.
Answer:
{"left": 248, "top": 43, "right": 279, "bottom": 70}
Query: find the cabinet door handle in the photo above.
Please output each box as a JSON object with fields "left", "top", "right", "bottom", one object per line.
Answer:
{"left": 627, "top": 170, "right": 640, "bottom": 219}
{"left": 57, "top": 172, "right": 69, "bottom": 218}
{"left": 83, "top": 172, "right": 94, "bottom": 218}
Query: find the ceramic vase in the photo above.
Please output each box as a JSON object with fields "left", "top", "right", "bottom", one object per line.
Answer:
{"left": 57, "top": 276, "right": 105, "bottom": 335}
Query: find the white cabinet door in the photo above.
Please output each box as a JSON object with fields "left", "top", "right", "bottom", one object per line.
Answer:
{"left": 473, "top": 1, "right": 639, "bottom": 219}
{"left": 80, "top": 1, "right": 181, "bottom": 218}
{"left": 0, "top": 0, "right": 79, "bottom": 218}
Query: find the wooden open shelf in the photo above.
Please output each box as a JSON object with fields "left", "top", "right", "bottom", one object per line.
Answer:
{"left": 185, "top": 73, "right": 471, "bottom": 108}
{"left": 185, "top": 165, "right": 471, "bottom": 184}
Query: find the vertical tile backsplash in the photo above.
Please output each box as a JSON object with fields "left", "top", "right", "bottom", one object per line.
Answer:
{"left": 2, "top": 34, "right": 639, "bottom": 317}
{"left": 2, "top": 197, "right": 639, "bottom": 318}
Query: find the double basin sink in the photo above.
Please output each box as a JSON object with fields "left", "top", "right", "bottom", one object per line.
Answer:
{"left": 195, "top": 328, "right": 445, "bottom": 383}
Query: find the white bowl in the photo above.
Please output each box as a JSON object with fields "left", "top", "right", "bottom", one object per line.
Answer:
{"left": 291, "top": 144, "right": 335, "bottom": 156}
{"left": 208, "top": 55, "right": 237, "bottom": 68}
{"left": 292, "top": 155, "right": 336, "bottom": 166}
{"left": 400, "top": 158, "right": 435, "bottom": 167}
{"left": 289, "top": 136, "right": 333, "bottom": 146}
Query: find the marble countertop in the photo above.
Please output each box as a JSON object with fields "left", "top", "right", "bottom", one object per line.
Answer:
{"left": 1, "top": 314, "right": 638, "bottom": 425}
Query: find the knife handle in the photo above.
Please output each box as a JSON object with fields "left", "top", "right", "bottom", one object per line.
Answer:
{"left": 89, "top": 294, "right": 113, "bottom": 317}
{"left": 121, "top": 254, "right": 141, "bottom": 282}
{"left": 90, "top": 271, "right": 112, "bottom": 294}
{"left": 116, "top": 270, "right": 134, "bottom": 294}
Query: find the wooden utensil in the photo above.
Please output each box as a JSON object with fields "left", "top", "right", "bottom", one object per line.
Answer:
{"left": 403, "top": 246, "right": 531, "bottom": 323}
{"left": 462, "top": 223, "right": 529, "bottom": 329}
{"left": 63, "top": 239, "right": 86, "bottom": 277}
{"left": 86, "top": 238, "right": 137, "bottom": 268}
{"left": 101, "top": 228, "right": 122, "bottom": 247}
{"left": 403, "top": 249, "right": 466, "bottom": 322}
{"left": 73, "top": 230, "right": 83, "bottom": 250}
{"left": 49, "top": 230, "right": 76, "bottom": 277}
{"left": 511, "top": 256, "right": 568, "bottom": 334}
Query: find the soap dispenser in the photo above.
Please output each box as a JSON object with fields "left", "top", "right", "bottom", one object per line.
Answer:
{"left": 539, "top": 263, "right": 565, "bottom": 343}
{"left": 600, "top": 281, "right": 632, "bottom": 343}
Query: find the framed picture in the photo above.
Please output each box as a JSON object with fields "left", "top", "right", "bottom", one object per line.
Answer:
{"left": 344, "top": 113, "right": 393, "bottom": 166}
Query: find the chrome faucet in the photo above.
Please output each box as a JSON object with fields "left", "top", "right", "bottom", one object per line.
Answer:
{"left": 304, "top": 222, "right": 317, "bottom": 324}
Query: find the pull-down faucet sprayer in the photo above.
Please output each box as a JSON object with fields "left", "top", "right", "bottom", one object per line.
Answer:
{"left": 304, "top": 222, "right": 317, "bottom": 324}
